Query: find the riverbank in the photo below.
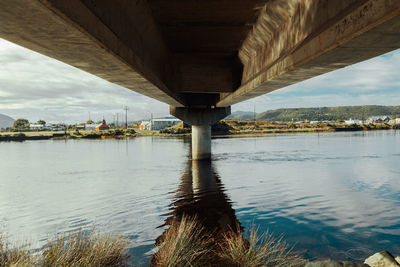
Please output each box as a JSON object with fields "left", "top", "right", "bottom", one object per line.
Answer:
{"left": 160, "top": 120, "right": 400, "bottom": 135}
{"left": 0, "top": 129, "right": 135, "bottom": 142}
{"left": 2, "top": 219, "right": 399, "bottom": 267}
{"left": 1, "top": 121, "right": 399, "bottom": 142}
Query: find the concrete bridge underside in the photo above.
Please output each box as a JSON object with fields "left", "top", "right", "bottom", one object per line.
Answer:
{"left": 1, "top": 0, "right": 399, "bottom": 159}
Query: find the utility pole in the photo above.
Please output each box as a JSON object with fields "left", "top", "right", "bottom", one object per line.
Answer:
{"left": 124, "top": 106, "right": 128, "bottom": 129}
{"left": 253, "top": 105, "right": 256, "bottom": 122}
{"left": 151, "top": 112, "right": 153, "bottom": 131}
{"left": 116, "top": 113, "right": 119, "bottom": 128}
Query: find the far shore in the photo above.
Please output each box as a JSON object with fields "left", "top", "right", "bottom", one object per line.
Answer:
{"left": 0, "top": 121, "right": 399, "bottom": 142}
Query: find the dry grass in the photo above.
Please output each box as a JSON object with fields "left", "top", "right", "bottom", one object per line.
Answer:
{"left": 3, "top": 218, "right": 306, "bottom": 267}
{"left": 152, "top": 216, "right": 212, "bottom": 267}
{"left": 0, "top": 233, "right": 37, "bottom": 266}
{"left": 218, "top": 227, "right": 307, "bottom": 267}
{"left": 0, "top": 230, "right": 129, "bottom": 267}
{"left": 41, "top": 230, "right": 129, "bottom": 267}
{"left": 153, "top": 216, "right": 306, "bottom": 267}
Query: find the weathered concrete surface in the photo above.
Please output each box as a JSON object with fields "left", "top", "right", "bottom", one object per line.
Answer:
{"left": 192, "top": 125, "right": 212, "bottom": 160}
{"left": 364, "top": 251, "right": 400, "bottom": 267}
{"left": 0, "top": 0, "right": 399, "bottom": 108}
{"left": 0, "top": 0, "right": 184, "bottom": 107}
{"left": 217, "top": 0, "right": 400, "bottom": 107}
{"left": 170, "top": 107, "right": 231, "bottom": 126}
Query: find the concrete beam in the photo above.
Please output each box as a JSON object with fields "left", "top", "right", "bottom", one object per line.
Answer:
{"left": 170, "top": 106, "right": 231, "bottom": 126}
{"left": 174, "top": 56, "right": 238, "bottom": 93}
{"left": 0, "top": 0, "right": 185, "bottom": 106}
{"left": 217, "top": 0, "right": 400, "bottom": 107}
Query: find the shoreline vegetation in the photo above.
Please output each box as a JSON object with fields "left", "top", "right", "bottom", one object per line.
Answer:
{"left": 0, "top": 216, "right": 307, "bottom": 267}
{"left": 151, "top": 215, "right": 306, "bottom": 267}
{"left": 0, "top": 121, "right": 399, "bottom": 142}
{"left": 2, "top": 217, "right": 399, "bottom": 266}
{"left": 0, "top": 229, "right": 129, "bottom": 267}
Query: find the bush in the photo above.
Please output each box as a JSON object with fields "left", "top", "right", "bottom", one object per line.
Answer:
{"left": 0, "top": 230, "right": 129, "bottom": 267}
{"left": 13, "top": 133, "right": 26, "bottom": 138}
{"left": 0, "top": 233, "right": 37, "bottom": 266}
{"left": 152, "top": 216, "right": 211, "bottom": 267}
{"left": 153, "top": 216, "right": 306, "bottom": 267}
{"left": 217, "top": 227, "right": 307, "bottom": 267}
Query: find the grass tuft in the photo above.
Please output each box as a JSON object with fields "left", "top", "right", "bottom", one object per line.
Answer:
{"left": 1, "top": 230, "right": 129, "bottom": 267}
{"left": 217, "top": 226, "right": 307, "bottom": 267}
{"left": 0, "top": 233, "right": 37, "bottom": 266}
{"left": 153, "top": 216, "right": 306, "bottom": 267}
{"left": 153, "top": 216, "right": 212, "bottom": 267}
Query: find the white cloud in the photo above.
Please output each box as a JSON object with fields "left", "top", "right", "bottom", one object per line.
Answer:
{"left": 234, "top": 49, "right": 400, "bottom": 112}
{"left": 0, "top": 38, "right": 169, "bottom": 123}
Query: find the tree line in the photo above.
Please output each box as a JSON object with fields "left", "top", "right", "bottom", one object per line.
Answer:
{"left": 227, "top": 105, "right": 400, "bottom": 122}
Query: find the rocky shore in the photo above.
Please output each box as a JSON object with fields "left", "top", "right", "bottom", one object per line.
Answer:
{"left": 307, "top": 251, "right": 400, "bottom": 267}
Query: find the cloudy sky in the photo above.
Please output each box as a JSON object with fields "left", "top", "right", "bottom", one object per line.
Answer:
{"left": 0, "top": 38, "right": 399, "bottom": 124}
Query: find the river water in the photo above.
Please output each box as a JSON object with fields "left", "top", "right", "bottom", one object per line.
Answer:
{"left": 0, "top": 130, "right": 399, "bottom": 265}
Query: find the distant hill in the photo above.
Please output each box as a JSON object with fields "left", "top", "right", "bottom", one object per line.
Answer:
{"left": 0, "top": 114, "right": 14, "bottom": 129}
{"left": 227, "top": 105, "right": 400, "bottom": 122}
{"left": 226, "top": 111, "right": 256, "bottom": 121}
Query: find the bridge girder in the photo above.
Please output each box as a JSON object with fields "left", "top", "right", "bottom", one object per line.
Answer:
{"left": 0, "top": 0, "right": 399, "bottom": 108}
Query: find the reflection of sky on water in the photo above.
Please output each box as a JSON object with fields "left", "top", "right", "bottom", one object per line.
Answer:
{"left": 213, "top": 130, "right": 400, "bottom": 261}
{"left": 0, "top": 130, "right": 399, "bottom": 265}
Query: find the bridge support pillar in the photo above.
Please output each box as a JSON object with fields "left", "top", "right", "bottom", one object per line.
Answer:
{"left": 170, "top": 106, "right": 231, "bottom": 160}
{"left": 192, "top": 124, "right": 211, "bottom": 160}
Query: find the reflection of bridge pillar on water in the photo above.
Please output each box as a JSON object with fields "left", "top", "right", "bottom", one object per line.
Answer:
{"left": 153, "top": 159, "right": 241, "bottom": 252}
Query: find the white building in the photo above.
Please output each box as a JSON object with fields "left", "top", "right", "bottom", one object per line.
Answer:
{"left": 85, "top": 123, "right": 97, "bottom": 130}
{"left": 390, "top": 118, "right": 400, "bottom": 124}
{"left": 140, "top": 117, "right": 181, "bottom": 130}
{"left": 47, "top": 124, "right": 65, "bottom": 131}
{"left": 344, "top": 118, "right": 362, "bottom": 125}
{"left": 30, "top": 123, "right": 45, "bottom": 130}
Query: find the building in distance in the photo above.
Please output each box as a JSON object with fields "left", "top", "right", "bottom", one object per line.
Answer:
{"left": 344, "top": 118, "right": 362, "bottom": 125}
{"left": 95, "top": 120, "right": 110, "bottom": 131}
{"left": 140, "top": 117, "right": 180, "bottom": 131}
{"left": 367, "top": 116, "right": 392, "bottom": 123}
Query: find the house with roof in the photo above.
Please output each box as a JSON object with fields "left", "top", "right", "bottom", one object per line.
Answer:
{"left": 367, "top": 116, "right": 392, "bottom": 123}
{"left": 95, "top": 120, "right": 110, "bottom": 131}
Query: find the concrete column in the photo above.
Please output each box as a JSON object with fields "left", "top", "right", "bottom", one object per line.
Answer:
{"left": 192, "top": 124, "right": 211, "bottom": 160}
{"left": 170, "top": 106, "right": 231, "bottom": 160}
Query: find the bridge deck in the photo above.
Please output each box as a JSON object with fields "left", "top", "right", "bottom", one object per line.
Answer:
{"left": 0, "top": 0, "right": 399, "bottom": 108}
